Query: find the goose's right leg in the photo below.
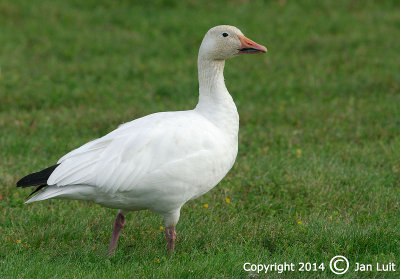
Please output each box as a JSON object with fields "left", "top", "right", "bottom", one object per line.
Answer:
{"left": 106, "top": 211, "right": 126, "bottom": 256}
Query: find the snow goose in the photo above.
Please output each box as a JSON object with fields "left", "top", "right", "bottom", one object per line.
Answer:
{"left": 16, "top": 25, "right": 267, "bottom": 254}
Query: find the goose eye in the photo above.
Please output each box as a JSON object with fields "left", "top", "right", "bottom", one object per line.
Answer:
{"left": 222, "top": 33, "right": 228, "bottom": 37}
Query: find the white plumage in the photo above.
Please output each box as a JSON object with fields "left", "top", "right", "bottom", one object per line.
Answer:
{"left": 31, "top": 111, "right": 236, "bottom": 222}
{"left": 18, "top": 25, "right": 267, "bottom": 254}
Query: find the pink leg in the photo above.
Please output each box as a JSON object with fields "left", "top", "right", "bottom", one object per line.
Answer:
{"left": 165, "top": 226, "right": 176, "bottom": 254}
{"left": 106, "top": 213, "right": 126, "bottom": 255}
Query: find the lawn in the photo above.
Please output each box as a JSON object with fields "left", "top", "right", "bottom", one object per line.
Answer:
{"left": 1, "top": 0, "right": 399, "bottom": 278}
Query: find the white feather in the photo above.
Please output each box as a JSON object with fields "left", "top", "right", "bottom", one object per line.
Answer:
{"left": 28, "top": 25, "right": 255, "bottom": 227}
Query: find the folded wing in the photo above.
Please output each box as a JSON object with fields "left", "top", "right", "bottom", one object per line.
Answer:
{"left": 47, "top": 111, "right": 220, "bottom": 194}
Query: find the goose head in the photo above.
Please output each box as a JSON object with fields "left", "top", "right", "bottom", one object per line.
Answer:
{"left": 199, "top": 25, "right": 267, "bottom": 61}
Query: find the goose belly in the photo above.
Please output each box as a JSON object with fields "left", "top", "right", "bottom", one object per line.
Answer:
{"left": 99, "top": 141, "right": 238, "bottom": 213}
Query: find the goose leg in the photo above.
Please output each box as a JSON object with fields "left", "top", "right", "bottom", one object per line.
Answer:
{"left": 165, "top": 226, "right": 176, "bottom": 254}
{"left": 106, "top": 212, "right": 126, "bottom": 255}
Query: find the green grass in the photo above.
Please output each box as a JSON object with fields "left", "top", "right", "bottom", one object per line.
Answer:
{"left": 1, "top": 0, "right": 399, "bottom": 278}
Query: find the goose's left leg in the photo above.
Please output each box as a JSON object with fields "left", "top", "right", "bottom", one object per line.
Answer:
{"left": 163, "top": 208, "right": 181, "bottom": 254}
{"left": 106, "top": 210, "right": 128, "bottom": 255}
{"left": 165, "top": 227, "right": 176, "bottom": 253}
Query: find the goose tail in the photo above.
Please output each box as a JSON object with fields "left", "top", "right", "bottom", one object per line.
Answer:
{"left": 25, "top": 186, "right": 65, "bottom": 203}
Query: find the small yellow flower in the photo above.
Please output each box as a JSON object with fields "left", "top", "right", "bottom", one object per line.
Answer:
{"left": 159, "top": 226, "right": 164, "bottom": 230}
{"left": 225, "top": 198, "right": 231, "bottom": 204}
{"left": 203, "top": 203, "right": 209, "bottom": 208}
{"left": 328, "top": 216, "right": 333, "bottom": 221}
{"left": 296, "top": 149, "right": 302, "bottom": 158}
{"left": 334, "top": 211, "right": 339, "bottom": 215}
{"left": 155, "top": 258, "right": 160, "bottom": 263}
{"left": 16, "top": 239, "right": 21, "bottom": 243}
{"left": 297, "top": 221, "right": 302, "bottom": 225}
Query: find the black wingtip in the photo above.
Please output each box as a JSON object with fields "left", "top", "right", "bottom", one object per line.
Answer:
{"left": 27, "top": 185, "right": 47, "bottom": 198}
{"left": 16, "top": 164, "right": 59, "bottom": 188}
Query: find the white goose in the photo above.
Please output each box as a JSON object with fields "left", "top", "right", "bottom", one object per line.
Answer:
{"left": 17, "top": 25, "right": 267, "bottom": 254}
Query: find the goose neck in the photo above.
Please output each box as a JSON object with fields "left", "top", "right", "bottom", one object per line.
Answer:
{"left": 197, "top": 58, "right": 226, "bottom": 97}
{"left": 195, "top": 57, "right": 239, "bottom": 140}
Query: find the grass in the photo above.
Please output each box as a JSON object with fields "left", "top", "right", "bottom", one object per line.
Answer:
{"left": 1, "top": 0, "right": 399, "bottom": 278}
